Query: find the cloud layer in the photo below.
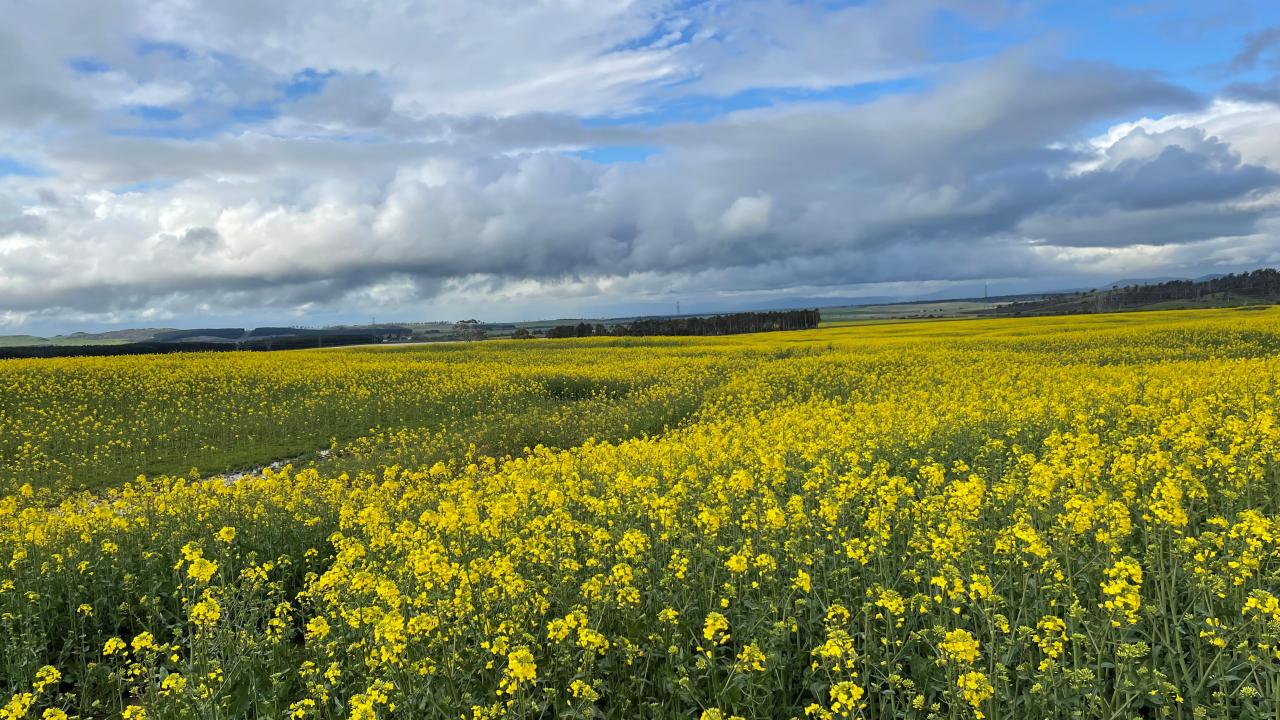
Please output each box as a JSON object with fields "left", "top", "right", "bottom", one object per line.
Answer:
{"left": 2, "top": 1, "right": 1280, "bottom": 330}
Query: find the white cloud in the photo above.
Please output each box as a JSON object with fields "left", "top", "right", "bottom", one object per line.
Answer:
{"left": 719, "top": 195, "right": 773, "bottom": 238}
{"left": 1078, "top": 99, "right": 1280, "bottom": 172}
{"left": 1, "top": 1, "right": 1279, "bottom": 331}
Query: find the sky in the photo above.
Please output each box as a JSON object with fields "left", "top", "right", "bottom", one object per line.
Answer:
{"left": 3, "top": 0, "right": 1280, "bottom": 333}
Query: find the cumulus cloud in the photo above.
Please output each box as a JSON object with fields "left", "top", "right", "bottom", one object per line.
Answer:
{"left": 718, "top": 196, "right": 773, "bottom": 238}
{"left": 2, "top": 1, "right": 1280, "bottom": 330}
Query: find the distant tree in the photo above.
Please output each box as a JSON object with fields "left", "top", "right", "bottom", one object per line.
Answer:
{"left": 453, "top": 319, "right": 486, "bottom": 341}
{"left": 512, "top": 328, "right": 533, "bottom": 340}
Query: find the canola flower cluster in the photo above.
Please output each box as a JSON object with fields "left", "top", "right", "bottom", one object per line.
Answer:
{"left": 3, "top": 309, "right": 1280, "bottom": 719}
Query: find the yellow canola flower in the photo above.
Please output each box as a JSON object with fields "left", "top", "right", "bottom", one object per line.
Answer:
{"left": 305, "top": 615, "right": 331, "bottom": 641}
{"left": 1100, "top": 557, "right": 1143, "bottom": 626}
{"left": 186, "top": 557, "right": 218, "bottom": 584}
{"left": 938, "top": 629, "right": 981, "bottom": 665}
{"left": 189, "top": 594, "right": 222, "bottom": 632}
{"left": 568, "top": 680, "right": 599, "bottom": 702}
{"left": 957, "top": 671, "right": 994, "bottom": 718}
{"left": 498, "top": 647, "right": 538, "bottom": 696}
{"left": 735, "top": 642, "right": 768, "bottom": 672}
{"left": 829, "top": 681, "right": 865, "bottom": 716}
{"left": 31, "top": 666, "right": 59, "bottom": 694}
{"left": 160, "top": 673, "right": 187, "bottom": 696}
{"left": 792, "top": 569, "right": 812, "bottom": 593}
{"left": 1243, "top": 590, "right": 1280, "bottom": 622}
{"left": 1, "top": 694, "right": 33, "bottom": 720}
{"left": 703, "top": 612, "right": 731, "bottom": 646}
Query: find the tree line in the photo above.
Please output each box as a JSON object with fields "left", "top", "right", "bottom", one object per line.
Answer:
{"left": 988, "top": 268, "right": 1280, "bottom": 317}
{"left": 543, "top": 309, "right": 821, "bottom": 339}
{"left": 1103, "top": 269, "right": 1280, "bottom": 305}
{"left": 0, "top": 334, "right": 385, "bottom": 360}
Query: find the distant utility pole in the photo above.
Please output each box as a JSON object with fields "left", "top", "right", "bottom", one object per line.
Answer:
{"left": 676, "top": 301, "right": 681, "bottom": 316}
{"left": 984, "top": 282, "right": 988, "bottom": 299}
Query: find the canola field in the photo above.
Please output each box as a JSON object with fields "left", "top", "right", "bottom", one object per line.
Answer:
{"left": 3, "top": 308, "right": 1280, "bottom": 720}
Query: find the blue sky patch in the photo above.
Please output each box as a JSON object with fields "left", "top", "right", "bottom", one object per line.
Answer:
{"left": 136, "top": 39, "right": 192, "bottom": 61}
{"left": 0, "top": 156, "right": 43, "bottom": 177}
{"left": 128, "top": 105, "right": 183, "bottom": 122}
{"left": 571, "top": 145, "right": 663, "bottom": 164}
{"left": 231, "top": 103, "right": 280, "bottom": 123}
{"left": 109, "top": 124, "right": 218, "bottom": 140}
{"left": 607, "top": 20, "right": 696, "bottom": 54}
{"left": 283, "top": 69, "right": 336, "bottom": 99}
{"left": 584, "top": 77, "right": 930, "bottom": 128}
{"left": 110, "top": 179, "right": 178, "bottom": 195}
{"left": 1029, "top": 1, "right": 1280, "bottom": 92}
{"left": 69, "top": 56, "right": 110, "bottom": 74}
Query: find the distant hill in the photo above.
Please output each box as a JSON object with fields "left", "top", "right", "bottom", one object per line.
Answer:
{"left": 1101, "top": 277, "right": 1183, "bottom": 290}
{"left": 1100, "top": 273, "right": 1226, "bottom": 290}
{"left": 153, "top": 328, "right": 247, "bottom": 342}
{"left": 0, "top": 328, "right": 179, "bottom": 347}
{"left": 0, "top": 335, "right": 53, "bottom": 347}
{"left": 740, "top": 296, "right": 901, "bottom": 311}
{"left": 0, "top": 324, "right": 419, "bottom": 357}
{"left": 0, "top": 334, "right": 134, "bottom": 348}
{"left": 64, "top": 328, "right": 178, "bottom": 342}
